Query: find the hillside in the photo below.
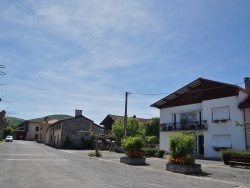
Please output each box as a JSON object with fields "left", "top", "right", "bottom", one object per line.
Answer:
{"left": 46, "top": 114, "right": 73, "bottom": 121}
{"left": 6, "top": 114, "right": 73, "bottom": 126}
{"left": 6, "top": 117, "right": 25, "bottom": 126}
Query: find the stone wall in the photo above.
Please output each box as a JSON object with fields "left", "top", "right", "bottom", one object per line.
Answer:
{"left": 60, "top": 116, "right": 100, "bottom": 149}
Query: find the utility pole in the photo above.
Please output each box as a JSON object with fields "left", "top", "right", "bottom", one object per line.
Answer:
{"left": 124, "top": 92, "right": 129, "bottom": 138}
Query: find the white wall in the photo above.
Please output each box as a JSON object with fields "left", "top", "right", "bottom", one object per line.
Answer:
{"left": 27, "top": 123, "right": 40, "bottom": 141}
{"left": 203, "top": 96, "right": 245, "bottom": 158}
{"left": 159, "top": 93, "right": 249, "bottom": 158}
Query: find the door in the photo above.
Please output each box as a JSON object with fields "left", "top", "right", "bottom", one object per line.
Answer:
{"left": 198, "top": 135, "right": 204, "bottom": 155}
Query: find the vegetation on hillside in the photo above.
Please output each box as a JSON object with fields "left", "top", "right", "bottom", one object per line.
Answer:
{"left": 45, "top": 114, "right": 73, "bottom": 121}
{"left": 6, "top": 114, "right": 73, "bottom": 129}
{"left": 6, "top": 117, "right": 25, "bottom": 127}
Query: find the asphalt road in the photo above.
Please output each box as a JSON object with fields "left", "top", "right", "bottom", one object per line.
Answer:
{"left": 0, "top": 141, "right": 249, "bottom": 188}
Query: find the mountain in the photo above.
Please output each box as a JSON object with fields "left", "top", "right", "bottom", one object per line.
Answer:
{"left": 46, "top": 114, "right": 73, "bottom": 121}
{"left": 6, "top": 117, "right": 25, "bottom": 126}
{"left": 6, "top": 114, "right": 73, "bottom": 126}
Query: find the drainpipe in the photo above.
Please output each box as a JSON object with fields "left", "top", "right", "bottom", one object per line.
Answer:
{"left": 243, "top": 108, "right": 247, "bottom": 150}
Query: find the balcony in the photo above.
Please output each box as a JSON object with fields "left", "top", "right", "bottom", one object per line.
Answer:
{"left": 160, "top": 120, "right": 208, "bottom": 132}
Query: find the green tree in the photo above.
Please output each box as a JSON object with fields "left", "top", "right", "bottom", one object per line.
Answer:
{"left": 112, "top": 117, "right": 145, "bottom": 145}
{"left": 111, "top": 118, "right": 124, "bottom": 145}
{"left": 145, "top": 117, "right": 160, "bottom": 138}
{"left": 4, "top": 126, "right": 13, "bottom": 136}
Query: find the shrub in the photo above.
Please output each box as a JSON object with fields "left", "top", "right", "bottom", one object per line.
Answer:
{"left": 155, "top": 150, "right": 165, "bottom": 158}
{"left": 142, "top": 148, "right": 165, "bottom": 158}
{"left": 146, "top": 136, "right": 159, "bottom": 145}
{"left": 221, "top": 149, "right": 250, "bottom": 165}
{"left": 143, "top": 148, "right": 157, "bottom": 157}
{"left": 64, "top": 138, "right": 72, "bottom": 147}
{"left": 121, "top": 136, "right": 144, "bottom": 158}
{"left": 169, "top": 133, "right": 195, "bottom": 158}
{"left": 169, "top": 133, "right": 195, "bottom": 165}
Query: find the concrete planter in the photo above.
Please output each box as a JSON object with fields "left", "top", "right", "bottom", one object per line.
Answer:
{"left": 166, "top": 163, "right": 202, "bottom": 174}
{"left": 120, "top": 157, "right": 146, "bottom": 165}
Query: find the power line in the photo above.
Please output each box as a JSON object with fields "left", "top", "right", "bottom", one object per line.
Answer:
{"left": 85, "top": 97, "right": 123, "bottom": 115}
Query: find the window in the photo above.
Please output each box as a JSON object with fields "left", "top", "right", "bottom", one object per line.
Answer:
{"left": 35, "top": 127, "right": 39, "bottom": 131}
{"left": 212, "top": 135, "right": 231, "bottom": 148}
{"left": 212, "top": 106, "right": 230, "bottom": 121}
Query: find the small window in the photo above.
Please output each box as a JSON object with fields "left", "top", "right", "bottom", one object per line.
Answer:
{"left": 35, "top": 127, "right": 39, "bottom": 131}
{"left": 212, "top": 106, "right": 230, "bottom": 121}
{"left": 212, "top": 134, "right": 231, "bottom": 148}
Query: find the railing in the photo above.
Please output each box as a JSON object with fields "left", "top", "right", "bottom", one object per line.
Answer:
{"left": 160, "top": 120, "right": 208, "bottom": 132}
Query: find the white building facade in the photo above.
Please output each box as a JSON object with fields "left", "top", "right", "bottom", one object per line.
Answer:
{"left": 152, "top": 77, "right": 250, "bottom": 158}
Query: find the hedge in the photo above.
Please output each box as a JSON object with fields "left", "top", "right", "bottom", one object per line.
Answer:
{"left": 142, "top": 148, "right": 165, "bottom": 158}
{"left": 221, "top": 149, "right": 250, "bottom": 165}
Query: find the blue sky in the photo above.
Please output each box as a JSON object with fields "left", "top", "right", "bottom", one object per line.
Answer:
{"left": 0, "top": 0, "right": 250, "bottom": 124}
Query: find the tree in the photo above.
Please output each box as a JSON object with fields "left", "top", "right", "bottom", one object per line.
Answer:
{"left": 145, "top": 117, "right": 160, "bottom": 138}
{"left": 4, "top": 126, "right": 13, "bottom": 136}
{"left": 111, "top": 118, "right": 124, "bottom": 145}
{"left": 112, "top": 117, "right": 145, "bottom": 145}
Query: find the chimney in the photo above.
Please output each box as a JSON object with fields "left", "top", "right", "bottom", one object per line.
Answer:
{"left": 44, "top": 116, "right": 49, "bottom": 123}
{"left": 75, "top": 109, "right": 82, "bottom": 117}
{"left": 244, "top": 77, "right": 250, "bottom": 91}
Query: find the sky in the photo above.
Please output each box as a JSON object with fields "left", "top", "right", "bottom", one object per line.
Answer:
{"left": 0, "top": 0, "right": 250, "bottom": 124}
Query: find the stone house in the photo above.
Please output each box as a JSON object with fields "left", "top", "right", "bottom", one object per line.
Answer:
{"left": 45, "top": 110, "right": 103, "bottom": 149}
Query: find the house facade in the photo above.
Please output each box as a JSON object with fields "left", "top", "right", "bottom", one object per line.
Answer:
{"left": 39, "top": 119, "right": 58, "bottom": 143}
{"left": 151, "top": 77, "right": 250, "bottom": 158}
{"left": 20, "top": 118, "right": 44, "bottom": 141}
{"left": 45, "top": 110, "right": 103, "bottom": 149}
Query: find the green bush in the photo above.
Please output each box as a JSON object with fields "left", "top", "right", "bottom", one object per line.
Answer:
{"left": 146, "top": 136, "right": 159, "bottom": 145}
{"left": 221, "top": 149, "right": 237, "bottom": 165}
{"left": 121, "top": 137, "right": 144, "bottom": 158}
{"left": 121, "top": 136, "right": 143, "bottom": 151}
{"left": 221, "top": 149, "right": 250, "bottom": 165}
{"left": 64, "top": 138, "right": 72, "bottom": 147}
{"left": 169, "top": 133, "right": 195, "bottom": 158}
{"left": 142, "top": 148, "right": 165, "bottom": 158}
{"left": 155, "top": 150, "right": 165, "bottom": 158}
{"left": 143, "top": 148, "right": 158, "bottom": 157}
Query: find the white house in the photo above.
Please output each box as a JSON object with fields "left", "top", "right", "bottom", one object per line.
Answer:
{"left": 151, "top": 77, "right": 250, "bottom": 158}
